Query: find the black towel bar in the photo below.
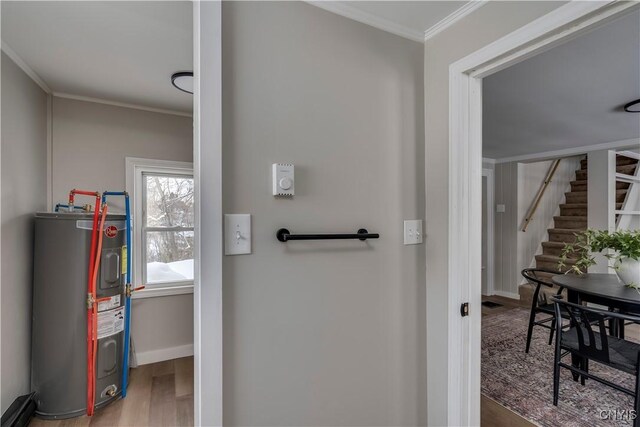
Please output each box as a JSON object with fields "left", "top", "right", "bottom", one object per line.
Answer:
{"left": 276, "top": 228, "right": 379, "bottom": 242}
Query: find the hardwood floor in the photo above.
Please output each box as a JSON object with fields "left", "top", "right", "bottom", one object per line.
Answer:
{"left": 29, "top": 357, "right": 194, "bottom": 427}
{"left": 481, "top": 295, "right": 533, "bottom": 427}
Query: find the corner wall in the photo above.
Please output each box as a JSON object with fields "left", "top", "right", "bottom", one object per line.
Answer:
{"left": 222, "top": 2, "right": 425, "bottom": 425}
{"left": 423, "top": 2, "right": 568, "bottom": 424}
{"left": 1, "top": 52, "right": 48, "bottom": 413}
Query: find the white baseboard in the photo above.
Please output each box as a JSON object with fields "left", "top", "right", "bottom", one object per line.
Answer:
{"left": 493, "top": 290, "right": 521, "bottom": 300}
{"left": 135, "top": 344, "right": 194, "bottom": 366}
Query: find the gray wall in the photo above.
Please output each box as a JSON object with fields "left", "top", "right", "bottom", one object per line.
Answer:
{"left": 222, "top": 2, "right": 425, "bottom": 425}
{"left": 1, "top": 53, "right": 48, "bottom": 413}
{"left": 51, "top": 97, "right": 194, "bottom": 360}
{"left": 423, "top": 2, "right": 567, "bottom": 424}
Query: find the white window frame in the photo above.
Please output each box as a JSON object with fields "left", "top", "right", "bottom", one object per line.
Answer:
{"left": 126, "top": 157, "right": 194, "bottom": 299}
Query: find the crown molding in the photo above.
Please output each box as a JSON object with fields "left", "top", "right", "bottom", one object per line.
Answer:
{"left": 1, "top": 41, "right": 52, "bottom": 93}
{"left": 53, "top": 92, "right": 193, "bottom": 117}
{"left": 424, "top": 1, "right": 489, "bottom": 41}
{"left": 305, "top": 1, "right": 424, "bottom": 42}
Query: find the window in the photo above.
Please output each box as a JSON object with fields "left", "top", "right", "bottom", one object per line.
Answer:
{"left": 126, "top": 158, "right": 194, "bottom": 298}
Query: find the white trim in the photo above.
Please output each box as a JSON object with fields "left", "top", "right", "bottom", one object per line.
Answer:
{"left": 135, "top": 343, "right": 194, "bottom": 366}
{"left": 482, "top": 157, "right": 496, "bottom": 165}
{"left": 482, "top": 169, "right": 495, "bottom": 297}
{"left": 494, "top": 138, "right": 640, "bottom": 164}
{"left": 125, "top": 157, "right": 194, "bottom": 300}
{"left": 194, "top": 2, "right": 223, "bottom": 426}
{"left": 616, "top": 173, "right": 640, "bottom": 184}
{"left": 47, "top": 95, "right": 53, "bottom": 210}
{"left": 1, "top": 41, "right": 51, "bottom": 93}
{"left": 305, "top": 1, "right": 424, "bottom": 42}
{"left": 53, "top": 92, "right": 192, "bottom": 118}
{"left": 132, "top": 284, "right": 194, "bottom": 299}
{"left": 493, "top": 290, "right": 520, "bottom": 300}
{"left": 446, "top": 1, "right": 638, "bottom": 425}
{"left": 424, "top": 1, "right": 488, "bottom": 41}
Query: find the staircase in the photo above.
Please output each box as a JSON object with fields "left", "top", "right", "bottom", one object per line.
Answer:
{"left": 519, "top": 154, "right": 639, "bottom": 303}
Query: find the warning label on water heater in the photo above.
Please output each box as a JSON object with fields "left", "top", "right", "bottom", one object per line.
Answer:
{"left": 97, "top": 307, "right": 125, "bottom": 339}
{"left": 97, "top": 295, "right": 121, "bottom": 312}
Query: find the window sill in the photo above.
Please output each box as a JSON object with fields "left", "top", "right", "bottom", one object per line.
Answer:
{"left": 132, "top": 283, "right": 194, "bottom": 299}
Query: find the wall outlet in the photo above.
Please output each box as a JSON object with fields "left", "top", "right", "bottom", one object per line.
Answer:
{"left": 404, "top": 220, "right": 423, "bottom": 245}
{"left": 224, "top": 214, "right": 251, "bottom": 255}
{"left": 496, "top": 204, "right": 506, "bottom": 213}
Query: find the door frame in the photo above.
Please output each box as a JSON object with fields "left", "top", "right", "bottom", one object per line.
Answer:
{"left": 481, "top": 168, "right": 494, "bottom": 297}
{"left": 447, "top": 1, "right": 639, "bottom": 425}
{"left": 193, "top": 1, "right": 223, "bottom": 425}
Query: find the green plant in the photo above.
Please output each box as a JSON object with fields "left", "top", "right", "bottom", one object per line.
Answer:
{"left": 559, "top": 229, "right": 640, "bottom": 288}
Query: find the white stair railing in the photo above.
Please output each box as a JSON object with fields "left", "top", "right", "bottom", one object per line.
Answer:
{"left": 615, "top": 150, "right": 640, "bottom": 231}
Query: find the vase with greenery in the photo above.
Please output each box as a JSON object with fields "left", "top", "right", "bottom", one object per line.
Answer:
{"left": 559, "top": 229, "right": 640, "bottom": 289}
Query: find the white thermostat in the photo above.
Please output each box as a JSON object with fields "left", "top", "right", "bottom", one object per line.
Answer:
{"left": 272, "top": 163, "right": 295, "bottom": 196}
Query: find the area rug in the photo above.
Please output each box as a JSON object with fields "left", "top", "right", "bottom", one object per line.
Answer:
{"left": 482, "top": 307, "right": 638, "bottom": 427}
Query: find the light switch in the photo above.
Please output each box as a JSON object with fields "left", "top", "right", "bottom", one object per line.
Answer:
{"left": 496, "top": 204, "right": 506, "bottom": 213}
{"left": 404, "top": 220, "right": 423, "bottom": 245}
{"left": 224, "top": 214, "right": 251, "bottom": 255}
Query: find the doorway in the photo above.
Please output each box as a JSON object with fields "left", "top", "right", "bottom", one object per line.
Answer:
{"left": 445, "top": 1, "right": 640, "bottom": 424}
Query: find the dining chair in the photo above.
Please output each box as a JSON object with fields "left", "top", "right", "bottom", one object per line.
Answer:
{"left": 551, "top": 296, "right": 640, "bottom": 426}
{"left": 521, "top": 268, "right": 567, "bottom": 353}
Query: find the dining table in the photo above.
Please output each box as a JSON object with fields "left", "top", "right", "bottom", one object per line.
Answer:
{"left": 552, "top": 273, "right": 640, "bottom": 381}
{"left": 552, "top": 273, "right": 640, "bottom": 314}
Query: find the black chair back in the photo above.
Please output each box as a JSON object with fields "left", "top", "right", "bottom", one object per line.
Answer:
{"left": 552, "top": 296, "right": 611, "bottom": 363}
{"left": 521, "top": 269, "right": 557, "bottom": 306}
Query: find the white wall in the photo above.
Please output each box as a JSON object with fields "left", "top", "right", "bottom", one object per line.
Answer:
{"left": 222, "top": 2, "right": 425, "bottom": 425}
{"left": 50, "top": 97, "right": 194, "bottom": 361}
{"left": 516, "top": 157, "right": 581, "bottom": 283}
{"left": 424, "top": 2, "right": 568, "bottom": 424}
{"left": 1, "top": 53, "right": 48, "bottom": 413}
{"left": 494, "top": 162, "right": 518, "bottom": 297}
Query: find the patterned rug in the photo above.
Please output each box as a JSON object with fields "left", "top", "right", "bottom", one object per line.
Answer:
{"left": 482, "top": 307, "right": 638, "bottom": 427}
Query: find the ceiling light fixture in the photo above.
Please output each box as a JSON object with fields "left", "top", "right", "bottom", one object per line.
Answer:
{"left": 623, "top": 99, "right": 640, "bottom": 113}
{"left": 171, "top": 71, "right": 194, "bottom": 94}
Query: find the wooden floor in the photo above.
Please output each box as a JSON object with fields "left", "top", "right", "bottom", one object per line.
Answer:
{"left": 481, "top": 295, "right": 535, "bottom": 427}
{"left": 30, "top": 357, "right": 194, "bottom": 427}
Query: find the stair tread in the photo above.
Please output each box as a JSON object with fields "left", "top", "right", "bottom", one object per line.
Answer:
{"left": 565, "top": 190, "right": 628, "bottom": 195}
{"left": 571, "top": 180, "right": 587, "bottom": 185}
{"left": 542, "top": 241, "right": 569, "bottom": 247}
{"left": 581, "top": 156, "right": 638, "bottom": 168}
{"left": 548, "top": 228, "right": 584, "bottom": 234}
{"left": 617, "top": 164, "right": 638, "bottom": 173}
{"left": 536, "top": 254, "right": 577, "bottom": 264}
{"left": 554, "top": 215, "right": 587, "bottom": 220}
{"left": 560, "top": 203, "right": 588, "bottom": 208}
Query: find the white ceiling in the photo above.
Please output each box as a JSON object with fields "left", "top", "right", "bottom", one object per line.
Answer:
{"left": 1, "top": 1, "right": 193, "bottom": 113}
{"left": 483, "top": 10, "right": 640, "bottom": 160}
{"left": 308, "top": 1, "right": 469, "bottom": 41}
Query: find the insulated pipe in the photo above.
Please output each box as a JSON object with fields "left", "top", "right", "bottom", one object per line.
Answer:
{"left": 67, "top": 190, "right": 101, "bottom": 416}
{"left": 54, "top": 204, "right": 86, "bottom": 212}
{"left": 101, "top": 191, "right": 135, "bottom": 397}
{"left": 87, "top": 204, "right": 108, "bottom": 415}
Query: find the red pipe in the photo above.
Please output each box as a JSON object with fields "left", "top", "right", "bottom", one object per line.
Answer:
{"left": 70, "top": 190, "right": 101, "bottom": 416}
{"left": 87, "top": 203, "right": 108, "bottom": 416}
